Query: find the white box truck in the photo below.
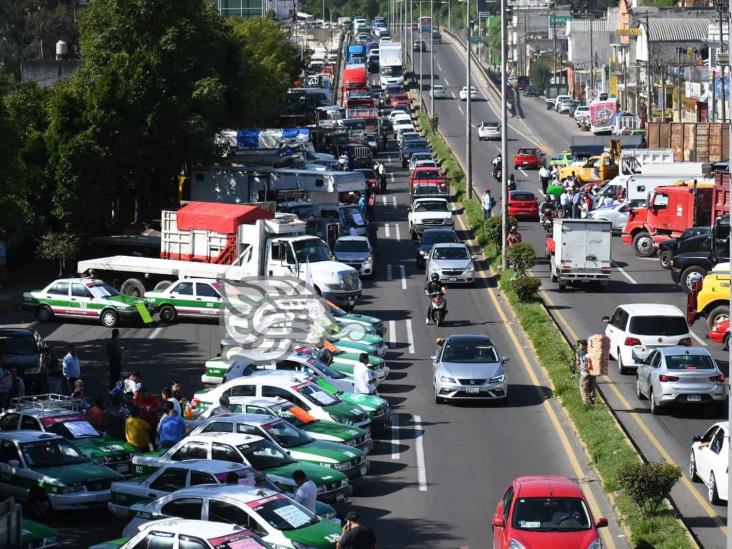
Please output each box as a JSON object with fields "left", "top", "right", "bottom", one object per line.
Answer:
{"left": 548, "top": 219, "right": 613, "bottom": 290}
{"left": 379, "top": 42, "right": 403, "bottom": 89}
{"left": 77, "top": 203, "right": 363, "bottom": 310}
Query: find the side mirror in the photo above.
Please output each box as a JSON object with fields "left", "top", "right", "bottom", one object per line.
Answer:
{"left": 692, "top": 435, "right": 703, "bottom": 443}
{"left": 501, "top": 357, "right": 510, "bottom": 364}
{"left": 595, "top": 517, "right": 608, "bottom": 528}
{"left": 491, "top": 516, "right": 505, "bottom": 528}
{"left": 601, "top": 316, "right": 610, "bottom": 324}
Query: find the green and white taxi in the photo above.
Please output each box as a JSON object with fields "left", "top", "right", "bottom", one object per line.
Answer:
{"left": 0, "top": 431, "right": 122, "bottom": 518}
{"left": 143, "top": 278, "right": 222, "bottom": 322}
{"left": 132, "top": 432, "right": 352, "bottom": 503}
{"left": 193, "top": 372, "right": 371, "bottom": 429}
{"left": 192, "top": 414, "right": 368, "bottom": 480}
{"left": 93, "top": 518, "right": 272, "bottom": 549}
{"left": 324, "top": 300, "right": 385, "bottom": 337}
{"left": 294, "top": 345, "right": 390, "bottom": 385}
{"left": 21, "top": 278, "right": 153, "bottom": 328}
{"left": 108, "top": 459, "right": 336, "bottom": 521}
{"left": 122, "top": 486, "right": 341, "bottom": 549}
{"left": 20, "top": 519, "right": 58, "bottom": 548}
{"left": 325, "top": 335, "right": 386, "bottom": 358}
{"left": 0, "top": 397, "right": 138, "bottom": 476}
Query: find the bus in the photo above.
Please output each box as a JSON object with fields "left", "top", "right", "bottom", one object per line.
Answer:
{"left": 418, "top": 16, "right": 431, "bottom": 32}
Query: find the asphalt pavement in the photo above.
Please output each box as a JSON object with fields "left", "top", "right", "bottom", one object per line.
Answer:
{"left": 415, "top": 28, "right": 729, "bottom": 547}
{"left": 0, "top": 95, "right": 628, "bottom": 547}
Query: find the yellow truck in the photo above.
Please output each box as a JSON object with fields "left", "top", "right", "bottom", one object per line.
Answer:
{"left": 687, "top": 262, "right": 730, "bottom": 331}
{"left": 559, "top": 139, "right": 620, "bottom": 184}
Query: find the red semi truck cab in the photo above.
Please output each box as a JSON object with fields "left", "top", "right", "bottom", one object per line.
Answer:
{"left": 621, "top": 174, "right": 729, "bottom": 257}
{"left": 342, "top": 64, "right": 368, "bottom": 92}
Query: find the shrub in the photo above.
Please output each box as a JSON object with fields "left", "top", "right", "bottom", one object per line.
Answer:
{"left": 484, "top": 216, "right": 503, "bottom": 249}
{"left": 617, "top": 462, "right": 682, "bottom": 516}
{"left": 507, "top": 243, "right": 536, "bottom": 274}
{"left": 37, "top": 231, "right": 80, "bottom": 276}
{"left": 511, "top": 275, "right": 541, "bottom": 302}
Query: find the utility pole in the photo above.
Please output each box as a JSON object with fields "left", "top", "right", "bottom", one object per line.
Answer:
{"left": 501, "top": 0, "right": 508, "bottom": 271}
{"left": 466, "top": 0, "right": 473, "bottom": 200}
{"left": 645, "top": 12, "right": 652, "bottom": 122}
{"left": 589, "top": 16, "right": 594, "bottom": 97}
{"left": 721, "top": 5, "right": 727, "bottom": 121}
{"left": 420, "top": 0, "right": 424, "bottom": 93}
{"left": 728, "top": 3, "right": 731, "bottom": 545}
{"left": 410, "top": 0, "right": 414, "bottom": 74}
{"left": 622, "top": 51, "right": 627, "bottom": 110}
{"left": 430, "top": 0, "right": 435, "bottom": 114}
{"left": 552, "top": 7, "right": 557, "bottom": 89}
{"left": 676, "top": 47, "right": 683, "bottom": 122}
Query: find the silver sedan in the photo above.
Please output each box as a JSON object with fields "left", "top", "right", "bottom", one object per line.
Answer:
{"left": 635, "top": 346, "right": 728, "bottom": 414}
{"left": 425, "top": 243, "right": 475, "bottom": 285}
{"left": 588, "top": 200, "right": 644, "bottom": 232}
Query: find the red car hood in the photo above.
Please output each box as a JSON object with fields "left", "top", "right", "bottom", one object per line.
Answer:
{"left": 509, "top": 528, "right": 599, "bottom": 549}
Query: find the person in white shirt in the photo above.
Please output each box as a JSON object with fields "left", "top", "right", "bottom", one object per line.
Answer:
{"left": 124, "top": 371, "right": 143, "bottom": 395}
{"left": 482, "top": 189, "right": 494, "bottom": 219}
{"left": 161, "top": 387, "right": 182, "bottom": 417}
{"left": 353, "top": 353, "right": 375, "bottom": 395}
{"left": 602, "top": 194, "right": 615, "bottom": 208}
{"left": 62, "top": 345, "right": 81, "bottom": 395}
{"left": 292, "top": 470, "right": 317, "bottom": 512}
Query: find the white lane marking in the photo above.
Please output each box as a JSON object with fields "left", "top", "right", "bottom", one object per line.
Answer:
{"left": 148, "top": 326, "right": 163, "bottom": 339}
{"left": 612, "top": 261, "right": 638, "bottom": 285}
{"left": 382, "top": 195, "right": 387, "bottom": 205}
{"left": 385, "top": 224, "right": 391, "bottom": 238}
{"left": 443, "top": 77, "right": 449, "bottom": 86}
{"left": 387, "top": 264, "right": 393, "bottom": 281}
{"left": 457, "top": 104, "right": 464, "bottom": 115}
{"left": 413, "top": 414, "right": 427, "bottom": 491}
{"left": 399, "top": 265, "right": 407, "bottom": 290}
{"left": 392, "top": 413, "right": 400, "bottom": 459}
{"left": 690, "top": 330, "right": 708, "bottom": 347}
{"left": 437, "top": 61, "right": 442, "bottom": 71}
{"left": 395, "top": 223, "right": 402, "bottom": 241}
{"left": 471, "top": 123, "right": 477, "bottom": 129}
{"left": 519, "top": 168, "right": 528, "bottom": 177}
{"left": 451, "top": 91, "right": 456, "bottom": 98}
{"left": 387, "top": 156, "right": 392, "bottom": 163}
{"left": 406, "top": 319, "right": 415, "bottom": 354}
{"left": 390, "top": 173, "right": 395, "bottom": 183}
{"left": 392, "top": 195, "right": 397, "bottom": 208}
{"left": 388, "top": 320, "right": 396, "bottom": 345}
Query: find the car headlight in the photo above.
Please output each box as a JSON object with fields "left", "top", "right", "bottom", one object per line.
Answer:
{"left": 330, "top": 413, "right": 352, "bottom": 425}
{"left": 489, "top": 374, "right": 505, "bottom": 384}
{"left": 332, "top": 461, "right": 350, "bottom": 471}
{"left": 440, "top": 375, "right": 456, "bottom": 383}
{"left": 364, "top": 255, "right": 373, "bottom": 265}
{"left": 586, "top": 540, "right": 602, "bottom": 549}
{"left": 464, "top": 265, "right": 474, "bottom": 273}
{"left": 509, "top": 540, "right": 526, "bottom": 549}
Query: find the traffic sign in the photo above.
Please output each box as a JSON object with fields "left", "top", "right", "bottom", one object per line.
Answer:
{"left": 718, "top": 52, "right": 729, "bottom": 66}
{"left": 617, "top": 28, "right": 641, "bottom": 36}
{"left": 469, "top": 36, "right": 484, "bottom": 44}
{"left": 549, "top": 15, "right": 572, "bottom": 24}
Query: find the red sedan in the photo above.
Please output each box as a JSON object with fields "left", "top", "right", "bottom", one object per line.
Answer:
{"left": 390, "top": 93, "right": 411, "bottom": 108}
{"left": 513, "top": 147, "right": 543, "bottom": 169}
{"left": 707, "top": 319, "right": 729, "bottom": 347}
{"left": 492, "top": 476, "right": 607, "bottom": 549}
{"left": 507, "top": 190, "right": 539, "bottom": 220}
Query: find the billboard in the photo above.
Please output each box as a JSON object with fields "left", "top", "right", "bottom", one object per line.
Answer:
{"left": 589, "top": 98, "right": 618, "bottom": 135}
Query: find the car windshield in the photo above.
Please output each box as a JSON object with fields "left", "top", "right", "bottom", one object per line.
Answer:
{"left": 88, "top": 283, "right": 120, "bottom": 298}
{"left": 207, "top": 532, "right": 269, "bottom": 549}
{"left": 335, "top": 240, "right": 370, "bottom": 253}
{"left": 414, "top": 201, "right": 448, "bottom": 212}
{"left": 512, "top": 192, "right": 535, "bottom": 201}
{"left": 296, "top": 383, "right": 341, "bottom": 406}
{"left": 0, "top": 335, "right": 37, "bottom": 355}
{"left": 433, "top": 247, "right": 469, "bottom": 260}
{"left": 512, "top": 497, "right": 592, "bottom": 532}
{"left": 341, "top": 205, "right": 367, "bottom": 228}
{"left": 442, "top": 342, "right": 499, "bottom": 363}
{"left": 664, "top": 353, "right": 716, "bottom": 370}
{"left": 381, "top": 66, "right": 403, "bottom": 77}
{"left": 422, "top": 232, "right": 458, "bottom": 245}
{"left": 249, "top": 496, "right": 320, "bottom": 531}
{"left": 305, "top": 357, "right": 347, "bottom": 380}
{"left": 238, "top": 439, "right": 296, "bottom": 470}
{"left": 263, "top": 420, "right": 314, "bottom": 448}
{"left": 21, "top": 439, "right": 88, "bottom": 467}
{"left": 292, "top": 239, "right": 332, "bottom": 263}
{"left": 629, "top": 316, "right": 688, "bottom": 336}
{"left": 46, "top": 420, "right": 101, "bottom": 439}
{"left": 415, "top": 170, "right": 440, "bottom": 179}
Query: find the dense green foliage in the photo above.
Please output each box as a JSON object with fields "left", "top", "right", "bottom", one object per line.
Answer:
{"left": 617, "top": 462, "right": 683, "bottom": 516}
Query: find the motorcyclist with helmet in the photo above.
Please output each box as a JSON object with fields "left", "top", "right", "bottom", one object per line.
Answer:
{"left": 425, "top": 272, "right": 447, "bottom": 325}
{"left": 491, "top": 154, "right": 502, "bottom": 180}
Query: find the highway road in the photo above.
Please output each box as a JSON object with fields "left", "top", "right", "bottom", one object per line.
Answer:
{"left": 413, "top": 28, "right": 730, "bottom": 547}
{"left": 0, "top": 84, "right": 627, "bottom": 549}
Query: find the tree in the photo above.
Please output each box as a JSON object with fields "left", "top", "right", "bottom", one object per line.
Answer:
{"left": 529, "top": 59, "right": 551, "bottom": 94}
{"left": 37, "top": 230, "right": 79, "bottom": 275}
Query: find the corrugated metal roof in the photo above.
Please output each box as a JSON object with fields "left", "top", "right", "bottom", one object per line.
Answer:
{"left": 570, "top": 19, "right": 616, "bottom": 32}
{"left": 644, "top": 17, "right": 714, "bottom": 42}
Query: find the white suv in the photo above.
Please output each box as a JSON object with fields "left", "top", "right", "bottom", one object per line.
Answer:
{"left": 603, "top": 303, "right": 692, "bottom": 374}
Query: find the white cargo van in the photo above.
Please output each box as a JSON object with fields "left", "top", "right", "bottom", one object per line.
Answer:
{"left": 548, "top": 219, "right": 613, "bottom": 290}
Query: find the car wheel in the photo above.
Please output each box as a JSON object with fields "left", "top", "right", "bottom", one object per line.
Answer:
{"left": 649, "top": 389, "right": 662, "bottom": 415}
{"left": 35, "top": 305, "right": 53, "bottom": 323}
{"left": 635, "top": 376, "right": 646, "bottom": 400}
{"left": 618, "top": 352, "right": 628, "bottom": 375}
{"left": 659, "top": 251, "right": 673, "bottom": 269}
{"left": 706, "top": 305, "right": 730, "bottom": 332}
{"left": 709, "top": 472, "right": 721, "bottom": 504}
{"left": 689, "top": 450, "right": 700, "bottom": 482}
{"left": 632, "top": 231, "right": 655, "bottom": 257}
{"left": 681, "top": 266, "right": 707, "bottom": 293}
{"left": 159, "top": 304, "right": 177, "bottom": 323}
{"left": 28, "top": 490, "right": 52, "bottom": 519}
{"left": 100, "top": 309, "right": 119, "bottom": 328}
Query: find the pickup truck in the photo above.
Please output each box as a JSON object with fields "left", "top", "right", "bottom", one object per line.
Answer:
{"left": 410, "top": 166, "right": 448, "bottom": 191}
{"left": 408, "top": 197, "right": 455, "bottom": 239}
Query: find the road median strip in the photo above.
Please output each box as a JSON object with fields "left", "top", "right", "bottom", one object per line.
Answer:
{"left": 416, "top": 109, "right": 695, "bottom": 549}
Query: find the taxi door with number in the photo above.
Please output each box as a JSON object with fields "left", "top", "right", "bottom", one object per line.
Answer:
{"left": 69, "top": 283, "right": 96, "bottom": 319}
{"left": 194, "top": 283, "right": 222, "bottom": 317}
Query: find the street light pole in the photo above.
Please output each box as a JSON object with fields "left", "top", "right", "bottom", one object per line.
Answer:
{"left": 466, "top": 0, "right": 473, "bottom": 200}
{"left": 500, "top": 0, "right": 508, "bottom": 271}
{"left": 420, "top": 0, "right": 424, "bottom": 93}
{"left": 430, "top": 0, "right": 435, "bottom": 114}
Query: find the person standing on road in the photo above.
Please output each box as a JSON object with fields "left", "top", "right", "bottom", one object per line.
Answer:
{"left": 482, "top": 189, "right": 495, "bottom": 219}
{"left": 572, "top": 189, "right": 582, "bottom": 219}
{"left": 209, "top": 394, "right": 233, "bottom": 416}
{"left": 292, "top": 470, "right": 317, "bottom": 512}
{"left": 353, "top": 353, "right": 376, "bottom": 395}
{"left": 106, "top": 329, "right": 123, "bottom": 390}
{"left": 377, "top": 161, "right": 387, "bottom": 191}
{"left": 62, "top": 344, "right": 80, "bottom": 395}
{"left": 161, "top": 387, "right": 182, "bottom": 417}
{"left": 559, "top": 189, "right": 570, "bottom": 218}
{"left": 46, "top": 345, "right": 64, "bottom": 395}
{"left": 157, "top": 401, "right": 185, "bottom": 449}
{"left": 538, "top": 164, "right": 550, "bottom": 194}
{"left": 125, "top": 405, "right": 152, "bottom": 452}
{"left": 578, "top": 340, "right": 596, "bottom": 405}
{"left": 124, "top": 371, "right": 142, "bottom": 395}
{"left": 337, "top": 511, "right": 378, "bottom": 549}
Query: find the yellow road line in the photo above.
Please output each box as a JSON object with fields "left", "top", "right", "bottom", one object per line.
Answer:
{"left": 455, "top": 215, "right": 617, "bottom": 549}
{"left": 541, "top": 289, "right": 727, "bottom": 534}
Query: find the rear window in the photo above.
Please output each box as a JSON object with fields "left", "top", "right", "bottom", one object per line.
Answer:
{"left": 0, "top": 335, "right": 38, "bottom": 355}
{"left": 511, "top": 192, "right": 535, "bottom": 201}
{"left": 665, "top": 353, "right": 716, "bottom": 370}
{"left": 416, "top": 170, "right": 440, "bottom": 179}
{"left": 629, "top": 316, "right": 688, "bottom": 336}
{"left": 517, "top": 148, "right": 536, "bottom": 155}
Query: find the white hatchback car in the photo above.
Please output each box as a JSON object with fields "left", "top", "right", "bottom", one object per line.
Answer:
{"left": 430, "top": 84, "right": 446, "bottom": 98}
{"left": 603, "top": 303, "right": 692, "bottom": 374}
{"left": 478, "top": 121, "right": 501, "bottom": 140}
{"left": 458, "top": 86, "right": 477, "bottom": 101}
{"left": 689, "top": 421, "right": 729, "bottom": 504}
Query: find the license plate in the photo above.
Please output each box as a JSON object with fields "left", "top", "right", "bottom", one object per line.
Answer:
{"left": 448, "top": 277, "right": 456, "bottom": 281}
{"left": 522, "top": 161, "right": 528, "bottom": 165}
{"left": 687, "top": 395, "right": 702, "bottom": 402}
{"left": 465, "top": 387, "right": 480, "bottom": 394}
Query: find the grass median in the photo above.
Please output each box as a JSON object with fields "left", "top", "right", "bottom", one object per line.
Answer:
{"left": 417, "top": 110, "right": 694, "bottom": 549}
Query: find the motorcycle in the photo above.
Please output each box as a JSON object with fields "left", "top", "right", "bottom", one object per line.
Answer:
{"left": 508, "top": 174, "right": 516, "bottom": 190}
{"left": 493, "top": 166, "right": 502, "bottom": 182}
{"left": 429, "top": 292, "right": 447, "bottom": 326}
{"left": 541, "top": 210, "right": 554, "bottom": 233}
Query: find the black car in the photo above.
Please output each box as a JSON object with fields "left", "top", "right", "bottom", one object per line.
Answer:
{"left": 0, "top": 328, "right": 48, "bottom": 393}
{"left": 413, "top": 40, "right": 427, "bottom": 52}
{"left": 432, "top": 30, "right": 442, "bottom": 43}
{"left": 658, "top": 226, "right": 711, "bottom": 269}
{"left": 400, "top": 142, "right": 430, "bottom": 167}
{"left": 416, "top": 228, "right": 460, "bottom": 269}
{"left": 670, "top": 216, "right": 729, "bottom": 292}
